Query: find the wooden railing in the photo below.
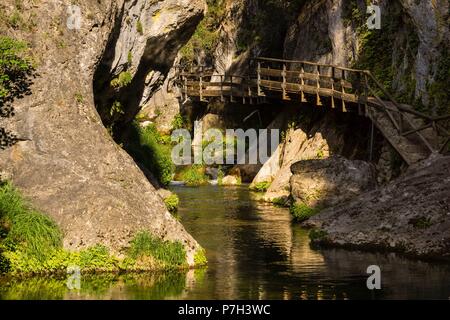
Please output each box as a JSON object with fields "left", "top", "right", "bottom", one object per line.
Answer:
{"left": 176, "top": 57, "right": 450, "bottom": 157}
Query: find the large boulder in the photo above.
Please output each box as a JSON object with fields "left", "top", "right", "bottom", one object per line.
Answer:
{"left": 0, "top": 0, "right": 205, "bottom": 265}
{"left": 290, "top": 156, "right": 377, "bottom": 209}
{"left": 306, "top": 155, "right": 450, "bottom": 260}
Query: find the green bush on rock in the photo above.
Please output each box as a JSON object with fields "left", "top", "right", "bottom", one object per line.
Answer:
{"left": 250, "top": 181, "right": 271, "bottom": 193}
{"left": 194, "top": 248, "right": 207, "bottom": 267}
{"left": 290, "top": 203, "right": 320, "bottom": 222}
{"left": 0, "top": 182, "right": 192, "bottom": 275}
{"left": 164, "top": 194, "right": 180, "bottom": 213}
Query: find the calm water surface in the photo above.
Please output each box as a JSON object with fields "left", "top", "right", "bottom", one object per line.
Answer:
{"left": 1, "top": 185, "right": 449, "bottom": 300}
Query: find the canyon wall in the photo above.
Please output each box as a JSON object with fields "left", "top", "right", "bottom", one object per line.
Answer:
{"left": 0, "top": 0, "right": 205, "bottom": 264}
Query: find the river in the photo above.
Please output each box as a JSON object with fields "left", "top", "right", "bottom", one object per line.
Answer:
{"left": 1, "top": 185, "right": 449, "bottom": 300}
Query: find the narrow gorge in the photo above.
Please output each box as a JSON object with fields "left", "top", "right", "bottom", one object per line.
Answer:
{"left": 0, "top": 0, "right": 449, "bottom": 300}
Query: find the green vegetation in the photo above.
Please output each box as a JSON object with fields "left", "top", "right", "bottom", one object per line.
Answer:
{"left": 194, "top": 248, "right": 207, "bottom": 267}
{"left": 180, "top": 0, "right": 225, "bottom": 62}
{"left": 250, "top": 181, "right": 271, "bottom": 193}
{"left": 272, "top": 197, "right": 288, "bottom": 207}
{"left": 428, "top": 45, "right": 450, "bottom": 116}
{"left": 177, "top": 165, "right": 209, "bottom": 187}
{"left": 0, "top": 182, "right": 191, "bottom": 275}
{"left": 110, "top": 71, "right": 133, "bottom": 88}
{"left": 309, "top": 229, "right": 328, "bottom": 242}
{"left": 136, "top": 20, "right": 143, "bottom": 35}
{"left": 128, "top": 231, "right": 186, "bottom": 268}
{"left": 0, "top": 36, "right": 33, "bottom": 103}
{"left": 171, "top": 113, "right": 186, "bottom": 130}
{"left": 164, "top": 194, "right": 180, "bottom": 214}
{"left": 110, "top": 100, "right": 124, "bottom": 117}
{"left": 217, "top": 166, "right": 225, "bottom": 185}
{"left": 132, "top": 124, "right": 175, "bottom": 186}
{"left": 290, "top": 202, "right": 320, "bottom": 222}
{"left": 127, "top": 51, "right": 133, "bottom": 66}
{"left": 409, "top": 217, "right": 433, "bottom": 230}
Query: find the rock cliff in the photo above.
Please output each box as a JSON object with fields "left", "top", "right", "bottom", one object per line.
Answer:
{"left": 0, "top": 0, "right": 205, "bottom": 265}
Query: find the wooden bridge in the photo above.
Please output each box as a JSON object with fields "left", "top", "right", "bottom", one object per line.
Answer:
{"left": 177, "top": 57, "right": 450, "bottom": 165}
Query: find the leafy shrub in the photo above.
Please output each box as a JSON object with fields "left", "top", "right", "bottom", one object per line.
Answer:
{"left": 110, "top": 71, "right": 132, "bottom": 88}
{"left": 194, "top": 248, "right": 207, "bottom": 267}
{"left": 179, "top": 165, "right": 209, "bottom": 186}
{"left": 171, "top": 113, "right": 186, "bottom": 130}
{"left": 164, "top": 194, "right": 179, "bottom": 213}
{"left": 250, "top": 181, "right": 271, "bottom": 193}
{"left": 138, "top": 125, "right": 174, "bottom": 186}
{"left": 0, "top": 36, "right": 33, "bottom": 102}
{"left": 290, "top": 203, "right": 320, "bottom": 222}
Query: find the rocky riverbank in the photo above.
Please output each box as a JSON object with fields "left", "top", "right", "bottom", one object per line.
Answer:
{"left": 303, "top": 155, "right": 450, "bottom": 261}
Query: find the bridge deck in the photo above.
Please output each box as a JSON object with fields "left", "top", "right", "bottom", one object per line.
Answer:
{"left": 177, "top": 57, "right": 450, "bottom": 164}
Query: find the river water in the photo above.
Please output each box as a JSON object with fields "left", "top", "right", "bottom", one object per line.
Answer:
{"left": 1, "top": 185, "right": 449, "bottom": 300}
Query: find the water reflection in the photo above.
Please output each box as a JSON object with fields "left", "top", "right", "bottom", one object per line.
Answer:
{"left": 1, "top": 185, "right": 449, "bottom": 300}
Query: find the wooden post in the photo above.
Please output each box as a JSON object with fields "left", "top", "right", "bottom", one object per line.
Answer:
{"left": 282, "top": 63, "right": 287, "bottom": 100}
{"left": 220, "top": 75, "right": 224, "bottom": 102}
{"left": 199, "top": 75, "right": 203, "bottom": 101}
{"left": 341, "top": 69, "right": 347, "bottom": 112}
{"left": 230, "top": 75, "right": 234, "bottom": 103}
{"left": 247, "top": 75, "right": 253, "bottom": 104}
{"left": 316, "top": 65, "right": 322, "bottom": 106}
{"left": 257, "top": 61, "right": 262, "bottom": 96}
{"left": 182, "top": 75, "right": 186, "bottom": 100}
{"left": 299, "top": 64, "right": 306, "bottom": 103}
{"left": 331, "top": 67, "right": 335, "bottom": 109}
{"left": 364, "top": 73, "right": 369, "bottom": 117}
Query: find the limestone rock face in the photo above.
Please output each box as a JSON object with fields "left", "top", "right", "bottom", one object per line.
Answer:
{"left": 259, "top": 110, "right": 370, "bottom": 202}
{"left": 0, "top": 0, "right": 205, "bottom": 265}
{"left": 290, "top": 156, "right": 377, "bottom": 209}
{"left": 305, "top": 155, "right": 450, "bottom": 260}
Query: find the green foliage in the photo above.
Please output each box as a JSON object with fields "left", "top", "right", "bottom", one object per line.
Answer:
{"left": 127, "top": 51, "right": 133, "bottom": 66}
{"left": 194, "top": 248, "right": 207, "bottom": 267}
{"left": 137, "top": 124, "right": 175, "bottom": 186}
{"left": 309, "top": 229, "right": 328, "bottom": 242}
{"left": 250, "top": 181, "right": 271, "bottom": 193}
{"left": 0, "top": 182, "right": 62, "bottom": 261}
{"left": 0, "top": 36, "right": 33, "bottom": 101}
{"left": 178, "top": 165, "right": 209, "bottom": 187}
{"left": 171, "top": 113, "right": 186, "bottom": 130}
{"left": 164, "top": 194, "right": 180, "bottom": 213}
{"left": 217, "top": 166, "right": 225, "bottom": 185}
{"left": 110, "top": 100, "right": 124, "bottom": 117}
{"left": 428, "top": 45, "right": 450, "bottom": 116}
{"left": 290, "top": 203, "right": 320, "bottom": 222}
{"left": 0, "top": 182, "right": 189, "bottom": 275}
{"left": 128, "top": 231, "right": 186, "bottom": 268}
{"left": 409, "top": 217, "right": 433, "bottom": 230}
{"left": 136, "top": 20, "right": 143, "bottom": 35}
{"left": 110, "top": 71, "right": 133, "bottom": 88}
{"left": 272, "top": 197, "right": 288, "bottom": 207}
{"left": 180, "top": 0, "right": 225, "bottom": 61}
